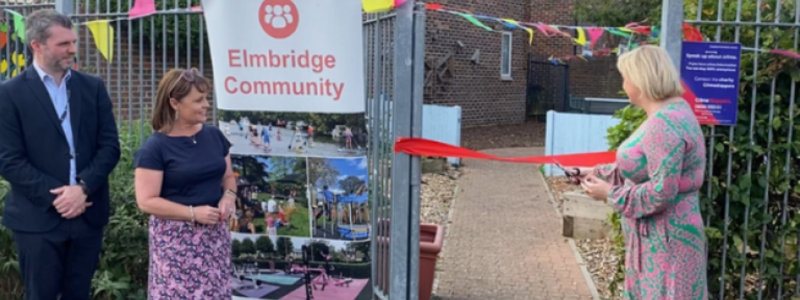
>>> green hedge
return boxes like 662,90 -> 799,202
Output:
0,120 -> 153,300
605,0 -> 800,298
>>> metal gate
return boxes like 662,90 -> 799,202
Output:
526,54 -> 569,121
0,0 -> 425,299
364,2 -> 425,299
672,0 -> 800,299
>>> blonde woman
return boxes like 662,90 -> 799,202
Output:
568,45 -> 708,299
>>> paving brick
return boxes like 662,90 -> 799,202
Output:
435,148 -> 593,300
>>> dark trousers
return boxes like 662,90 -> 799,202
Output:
13,217 -> 104,300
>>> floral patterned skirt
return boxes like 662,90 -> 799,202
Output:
148,216 -> 231,300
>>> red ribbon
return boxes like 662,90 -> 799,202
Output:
393,137 -> 616,167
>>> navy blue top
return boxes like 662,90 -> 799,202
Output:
134,124 -> 232,207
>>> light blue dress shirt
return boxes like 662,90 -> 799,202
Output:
32,62 -> 76,185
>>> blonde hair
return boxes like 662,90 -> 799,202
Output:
616,45 -> 684,101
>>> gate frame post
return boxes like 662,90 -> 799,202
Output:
660,0 -> 683,69
389,1 -> 425,300
54,0 -> 73,15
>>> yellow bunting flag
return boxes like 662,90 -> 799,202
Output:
501,18 -> 533,44
86,20 -> 114,61
573,27 -> 586,46
362,0 -> 394,12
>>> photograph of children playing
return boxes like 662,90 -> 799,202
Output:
230,234 -> 373,300
218,110 -> 367,158
230,155 -> 311,238
307,157 -> 371,241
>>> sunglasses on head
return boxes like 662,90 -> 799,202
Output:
167,68 -> 200,98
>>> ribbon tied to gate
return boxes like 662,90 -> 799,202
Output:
393,137 -> 616,167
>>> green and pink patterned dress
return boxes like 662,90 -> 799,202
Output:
594,100 -> 708,300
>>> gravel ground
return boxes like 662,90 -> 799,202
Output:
420,163 -> 462,300
461,121 -> 546,150
545,175 -> 623,300
420,165 -> 462,225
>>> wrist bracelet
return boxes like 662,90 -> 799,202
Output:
224,189 -> 237,200
189,205 -> 195,223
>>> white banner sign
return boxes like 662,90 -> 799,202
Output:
202,0 -> 365,113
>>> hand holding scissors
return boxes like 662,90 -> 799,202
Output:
553,163 -> 591,185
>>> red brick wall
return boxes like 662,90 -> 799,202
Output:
422,0 -> 624,128
528,0 -> 624,99
422,0 -> 531,127
73,1 -> 624,128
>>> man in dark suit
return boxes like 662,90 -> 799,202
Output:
0,9 -> 120,300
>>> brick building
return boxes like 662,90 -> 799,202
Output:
9,1 -> 623,128
423,0 -> 623,127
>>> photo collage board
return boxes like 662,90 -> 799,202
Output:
202,0 -> 372,299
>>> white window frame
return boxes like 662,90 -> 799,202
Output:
500,31 -> 513,80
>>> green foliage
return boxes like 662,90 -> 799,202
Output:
574,0 -> 662,27
85,0 -> 206,53
0,120 -> 154,300
601,1 -> 800,298
219,110 -> 367,135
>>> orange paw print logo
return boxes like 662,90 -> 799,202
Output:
259,0 -> 299,39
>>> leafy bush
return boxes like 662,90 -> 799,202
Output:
0,120 -> 153,300
604,1 -> 800,298
0,176 -> 23,299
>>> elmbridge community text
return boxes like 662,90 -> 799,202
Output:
222,49 -> 345,101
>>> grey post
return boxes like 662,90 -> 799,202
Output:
660,0 -> 684,69
54,0 -> 73,15
389,0 -> 424,299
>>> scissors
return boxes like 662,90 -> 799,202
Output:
552,162 -> 582,184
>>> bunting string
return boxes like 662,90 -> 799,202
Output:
4,0 -> 799,67
1,0 -> 202,63
363,2 -> 800,64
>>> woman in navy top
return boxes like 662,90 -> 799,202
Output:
133,68 -> 236,299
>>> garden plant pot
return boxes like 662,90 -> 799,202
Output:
418,223 -> 444,300
374,220 -> 444,300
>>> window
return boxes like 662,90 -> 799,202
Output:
501,31 -> 512,80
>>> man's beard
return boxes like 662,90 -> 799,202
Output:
45,55 -> 72,72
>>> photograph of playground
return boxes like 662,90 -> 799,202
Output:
231,233 -> 372,300
307,157 -> 371,241
218,110 -> 368,158
230,155 -> 311,238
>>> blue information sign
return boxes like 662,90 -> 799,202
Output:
680,41 -> 742,126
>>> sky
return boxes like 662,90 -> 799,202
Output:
318,157 -> 368,195
255,156 -> 302,176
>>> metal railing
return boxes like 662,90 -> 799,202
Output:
0,0 -> 426,299
664,0 -> 800,299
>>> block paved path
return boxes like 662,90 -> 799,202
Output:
434,148 -> 594,300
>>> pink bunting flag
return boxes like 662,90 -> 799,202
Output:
395,0 -> 408,7
587,27 -> 605,48
771,49 -> 800,60
129,0 -> 156,19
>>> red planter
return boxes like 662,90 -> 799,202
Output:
376,221 -> 445,300
419,224 -> 444,300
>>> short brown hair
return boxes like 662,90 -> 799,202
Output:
152,68 -> 211,132
25,9 -> 73,46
